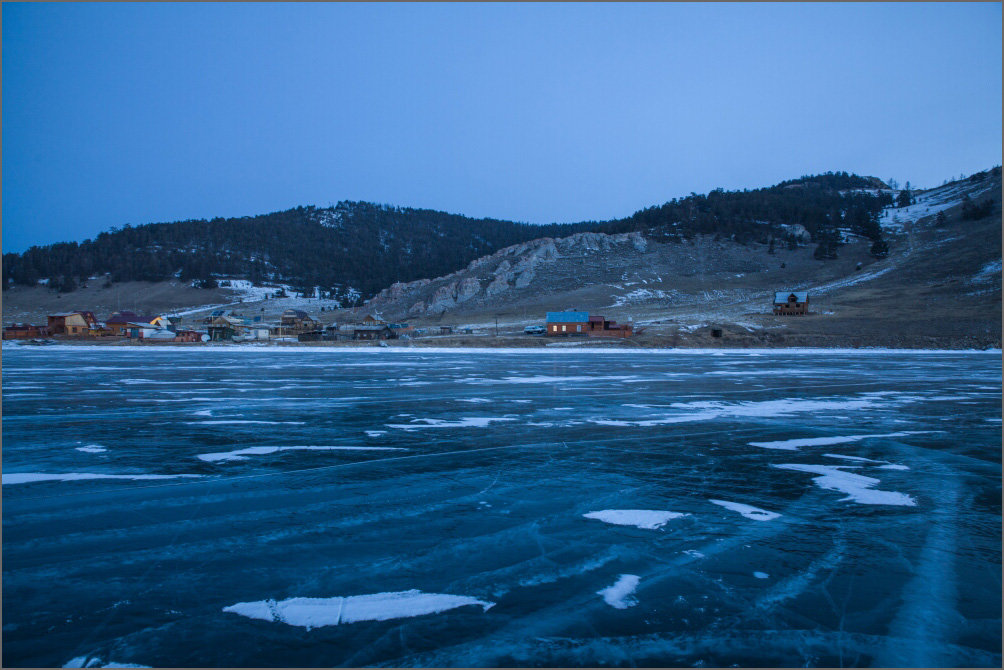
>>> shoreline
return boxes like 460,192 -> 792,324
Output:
3,341 -> 1000,355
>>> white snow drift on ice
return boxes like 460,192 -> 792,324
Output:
708,499 -> 780,521
583,509 -> 689,530
223,590 -> 495,629
597,574 -> 640,609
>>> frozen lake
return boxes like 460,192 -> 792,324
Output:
2,346 -> 1001,667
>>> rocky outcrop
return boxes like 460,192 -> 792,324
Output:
363,229 -> 658,318
456,277 -> 481,303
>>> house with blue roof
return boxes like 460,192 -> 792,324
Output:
545,311 -> 632,338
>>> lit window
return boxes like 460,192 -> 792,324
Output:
562,325 -> 566,332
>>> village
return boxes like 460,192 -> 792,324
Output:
1,292 -> 811,345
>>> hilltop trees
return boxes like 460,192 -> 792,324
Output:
2,171 -> 900,295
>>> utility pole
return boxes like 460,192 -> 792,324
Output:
495,315 -> 499,337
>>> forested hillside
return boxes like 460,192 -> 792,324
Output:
594,172 -> 895,259
2,203 -> 595,298
4,170 -> 940,299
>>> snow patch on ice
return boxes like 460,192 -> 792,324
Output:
708,499 -> 780,521
365,430 -> 387,437
597,574 -> 640,609
75,445 -> 108,453
386,417 -> 516,430
753,572 -> 769,579
223,590 -> 494,629
4,473 -> 202,485
197,445 -> 408,463
593,395 -> 898,427
749,431 -> 927,451
773,463 -> 915,506
583,509 -> 689,530
457,398 -> 492,404
185,420 -> 306,425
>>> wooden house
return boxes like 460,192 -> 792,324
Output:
173,329 -> 206,343
389,323 -> 414,337
105,311 -> 144,336
773,291 -> 809,315
48,311 -> 99,336
2,323 -> 50,339
545,311 -> 633,338
280,309 -> 317,331
148,315 -> 176,331
352,324 -> 396,340
297,330 -> 324,342
546,311 -> 589,336
362,314 -> 386,325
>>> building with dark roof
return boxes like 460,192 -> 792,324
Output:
773,291 -> 809,315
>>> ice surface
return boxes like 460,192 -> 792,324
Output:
223,590 -> 494,629
748,431 -> 923,450
583,509 -> 688,530
708,499 -> 780,521
3,473 -> 203,485
773,463 -> 916,506
197,446 -> 408,463
3,348 -> 1000,668
597,574 -> 640,609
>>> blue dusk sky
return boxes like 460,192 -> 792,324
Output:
3,2 -> 1001,252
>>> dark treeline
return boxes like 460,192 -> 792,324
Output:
2,203 -> 595,297
7,170 -> 955,298
594,172 -> 893,261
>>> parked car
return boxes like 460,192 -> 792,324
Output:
524,325 -> 546,335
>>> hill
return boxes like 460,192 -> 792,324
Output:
4,171 -> 896,302
1,203 -> 596,300
352,168 -> 1000,348
2,168 -> 999,349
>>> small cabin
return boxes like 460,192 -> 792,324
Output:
773,291 -> 809,315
